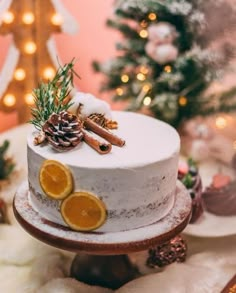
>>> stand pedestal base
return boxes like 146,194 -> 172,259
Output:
71,254 -> 140,290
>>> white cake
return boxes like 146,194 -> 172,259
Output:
27,111 -> 180,233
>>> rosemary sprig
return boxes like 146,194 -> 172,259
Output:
30,59 -> 80,130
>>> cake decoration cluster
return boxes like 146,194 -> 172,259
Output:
178,158 -> 203,223
39,159 -> 107,231
30,60 -> 125,154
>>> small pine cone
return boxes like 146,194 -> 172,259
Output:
146,235 -> 187,268
88,113 -> 107,128
43,111 -> 84,151
88,113 -> 118,129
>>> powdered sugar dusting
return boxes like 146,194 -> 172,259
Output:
14,181 -> 191,252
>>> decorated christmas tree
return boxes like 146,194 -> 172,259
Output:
0,0 -> 77,123
93,0 -> 236,127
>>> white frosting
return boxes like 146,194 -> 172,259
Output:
69,92 -> 112,119
27,111 -> 180,232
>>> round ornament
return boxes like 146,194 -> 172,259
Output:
147,22 -> 177,45
153,44 -> 178,64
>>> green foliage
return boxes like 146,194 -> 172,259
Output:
0,140 -> 15,180
30,59 -> 79,130
93,0 -> 236,128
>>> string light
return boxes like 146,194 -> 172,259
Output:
3,94 -> 16,107
140,20 -> 148,28
51,13 -> 63,25
139,29 -> 148,38
2,11 -> 14,24
24,41 -> 37,54
121,74 -> 129,83
164,65 -> 172,73
143,96 -> 152,106
137,72 -> 146,81
215,116 -> 227,129
116,88 -> 124,96
148,13 -> 157,21
24,93 -> 34,105
143,84 -> 151,92
14,68 -> 26,81
179,96 -> 187,106
139,66 -> 149,75
22,12 -> 35,24
43,67 -> 56,79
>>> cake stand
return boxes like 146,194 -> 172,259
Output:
13,181 -> 192,290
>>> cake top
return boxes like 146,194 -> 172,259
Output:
28,110 -> 180,169
29,59 -> 179,168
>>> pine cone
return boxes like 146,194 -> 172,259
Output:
146,235 -> 187,268
43,111 -> 84,151
88,113 -> 118,129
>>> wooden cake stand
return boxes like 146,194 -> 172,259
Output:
13,181 -> 192,289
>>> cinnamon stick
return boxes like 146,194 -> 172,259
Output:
84,118 -> 125,147
221,274 -> 236,293
82,129 -> 112,155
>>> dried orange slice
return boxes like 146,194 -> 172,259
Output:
39,160 -> 73,199
61,191 -> 107,231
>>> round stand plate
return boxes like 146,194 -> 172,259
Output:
13,181 -> 191,255
183,211 -> 236,237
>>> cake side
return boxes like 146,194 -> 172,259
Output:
28,111 -> 180,232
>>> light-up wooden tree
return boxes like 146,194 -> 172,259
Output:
0,0 -> 77,123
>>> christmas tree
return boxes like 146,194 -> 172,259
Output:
0,0 -> 77,123
93,0 -> 236,127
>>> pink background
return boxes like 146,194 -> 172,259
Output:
0,0 -> 121,132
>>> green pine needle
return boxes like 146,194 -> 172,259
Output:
0,140 -> 15,180
29,59 -> 80,130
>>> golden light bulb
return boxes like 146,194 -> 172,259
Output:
14,68 -> 26,81
139,29 -> 148,38
148,13 -> 157,21
24,93 -> 34,105
164,65 -> 172,73
22,12 -> 35,24
2,11 -> 14,24
215,116 -> 227,129
143,84 -> 151,92
137,73 -> 146,81
140,20 -> 148,28
140,66 -> 149,75
116,88 -> 124,96
24,41 -> 37,54
43,67 -> 56,79
51,13 -> 63,25
143,96 -> 152,106
121,74 -> 129,83
179,96 -> 187,106
3,94 -> 16,107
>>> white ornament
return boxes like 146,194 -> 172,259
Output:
152,44 -> 178,64
148,22 -> 177,45
189,139 -> 210,162
69,92 -> 112,119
